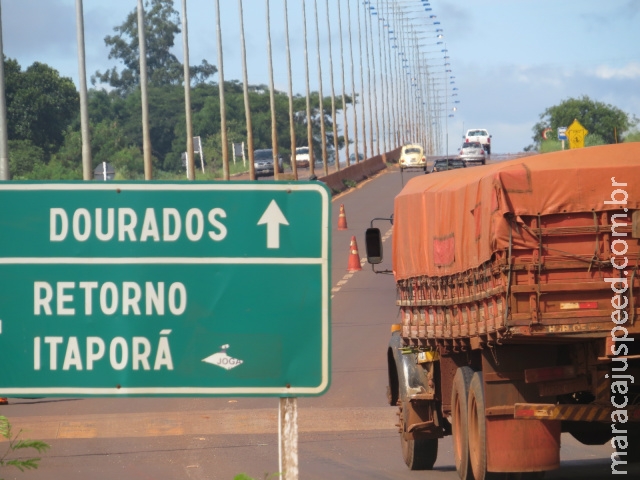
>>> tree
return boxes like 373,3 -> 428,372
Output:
7,140 -> 45,179
530,95 -> 637,149
92,0 -> 216,95
5,59 -> 79,155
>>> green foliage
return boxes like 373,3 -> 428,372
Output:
7,140 -> 45,179
539,139 -> 562,154
5,60 -> 79,155
624,130 -> 640,143
584,133 -> 606,147
92,0 -> 215,94
0,416 -> 50,477
233,473 -> 281,480
530,95 -> 637,148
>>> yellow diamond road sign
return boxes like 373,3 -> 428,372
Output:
566,119 -> 588,149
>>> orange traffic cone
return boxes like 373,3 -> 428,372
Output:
347,236 -> 362,272
337,204 -> 348,230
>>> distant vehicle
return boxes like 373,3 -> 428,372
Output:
253,149 -> 283,177
459,141 -> 486,165
294,146 -> 310,168
398,143 -> 427,172
464,129 -> 492,154
432,158 -> 466,173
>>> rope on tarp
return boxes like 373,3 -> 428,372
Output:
504,216 -> 513,328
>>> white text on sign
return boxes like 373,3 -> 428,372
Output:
50,207 -> 228,242
34,281 -> 187,316
33,330 -> 174,371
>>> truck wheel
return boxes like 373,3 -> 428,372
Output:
398,401 -> 438,470
468,372 -> 500,480
569,430 -> 613,445
451,366 -> 474,480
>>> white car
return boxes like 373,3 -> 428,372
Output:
464,129 -> 492,154
459,141 -> 486,165
398,143 -> 426,171
294,146 -> 310,168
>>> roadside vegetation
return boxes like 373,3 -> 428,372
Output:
0,416 -> 49,478
525,95 -> 638,153
5,0 -> 347,181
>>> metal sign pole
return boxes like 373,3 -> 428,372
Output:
278,397 -> 299,480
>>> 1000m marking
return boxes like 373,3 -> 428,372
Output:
33,331 -> 174,371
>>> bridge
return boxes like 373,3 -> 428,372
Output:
0,0 -> 458,183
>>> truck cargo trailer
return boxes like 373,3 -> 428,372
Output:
366,143 -> 640,479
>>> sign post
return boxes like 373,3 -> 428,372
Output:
0,182 -> 331,398
557,127 -> 567,150
193,136 -> 204,173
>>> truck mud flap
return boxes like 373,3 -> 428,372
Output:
388,331 -> 443,439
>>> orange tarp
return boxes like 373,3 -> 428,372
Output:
392,143 -> 640,280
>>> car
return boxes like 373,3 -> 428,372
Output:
294,146 -> 310,168
253,149 -> 284,177
431,158 -> 466,173
398,143 -> 427,171
464,129 -> 492,154
459,141 -> 486,165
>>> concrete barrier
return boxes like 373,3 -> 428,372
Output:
319,147 -> 401,195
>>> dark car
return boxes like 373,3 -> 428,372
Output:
431,158 -> 466,173
253,149 -> 284,177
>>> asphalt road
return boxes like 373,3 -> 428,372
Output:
1,158 -> 638,479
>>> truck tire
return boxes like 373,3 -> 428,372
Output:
399,404 -> 438,471
452,366 -> 474,480
568,423 -> 613,446
468,372 -> 500,480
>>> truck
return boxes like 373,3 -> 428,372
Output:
465,129 -> 492,155
365,143 -> 640,479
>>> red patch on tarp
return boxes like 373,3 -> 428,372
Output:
434,233 -> 455,266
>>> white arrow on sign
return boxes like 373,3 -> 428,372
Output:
257,200 -> 289,249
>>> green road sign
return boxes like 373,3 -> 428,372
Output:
0,182 -> 331,397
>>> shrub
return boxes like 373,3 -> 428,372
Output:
0,416 -> 50,477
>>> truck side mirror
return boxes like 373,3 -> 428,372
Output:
365,227 -> 383,264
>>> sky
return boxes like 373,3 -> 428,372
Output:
3,0 -> 640,155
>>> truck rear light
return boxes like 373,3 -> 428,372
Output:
514,405 -> 553,418
559,302 -> 598,310
524,365 -> 575,383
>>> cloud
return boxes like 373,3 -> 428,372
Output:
594,62 -> 640,80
